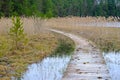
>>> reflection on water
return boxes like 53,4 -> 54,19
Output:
20,55 -> 71,80
103,52 -> 120,80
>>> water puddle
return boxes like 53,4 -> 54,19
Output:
103,52 -> 120,80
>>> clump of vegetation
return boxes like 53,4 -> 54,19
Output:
0,36 -> 10,57
9,17 -> 28,50
51,33 -> 75,57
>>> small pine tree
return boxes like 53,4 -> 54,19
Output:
9,17 -> 28,50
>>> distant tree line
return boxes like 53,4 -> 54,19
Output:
0,0 -> 120,18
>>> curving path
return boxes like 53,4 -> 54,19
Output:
50,29 -> 111,80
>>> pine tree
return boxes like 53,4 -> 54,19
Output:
9,17 -> 28,50
107,0 -> 116,16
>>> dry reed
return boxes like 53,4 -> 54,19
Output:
0,17 -> 57,79
47,17 -> 120,52
0,17 -> 75,79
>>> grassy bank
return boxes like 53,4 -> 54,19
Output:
0,17 -> 75,80
46,17 -> 120,52
52,32 -> 75,57
0,33 -> 58,80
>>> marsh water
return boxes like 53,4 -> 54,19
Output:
19,53 -> 72,80
103,52 -> 120,80
19,52 -> 120,80
18,46 -> 120,80
76,22 -> 120,27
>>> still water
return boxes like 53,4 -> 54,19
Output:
12,52 -> 120,80
76,22 -> 120,27
103,52 -> 120,80
19,55 -> 71,80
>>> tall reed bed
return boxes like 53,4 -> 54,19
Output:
0,17 -> 47,35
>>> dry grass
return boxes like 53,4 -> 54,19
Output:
0,17 -> 75,79
0,17 -> 58,79
46,17 -> 120,52
0,17 -> 47,35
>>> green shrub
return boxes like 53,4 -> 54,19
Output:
0,36 -> 9,57
9,17 -> 28,50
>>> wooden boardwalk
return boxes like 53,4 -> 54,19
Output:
50,29 -> 111,80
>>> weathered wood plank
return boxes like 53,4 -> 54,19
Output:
50,29 -> 111,80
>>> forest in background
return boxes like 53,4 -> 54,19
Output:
0,0 -> 120,18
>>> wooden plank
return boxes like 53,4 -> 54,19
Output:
50,29 -> 111,80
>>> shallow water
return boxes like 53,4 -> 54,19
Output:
76,22 -> 120,27
103,52 -> 120,80
19,55 -> 71,80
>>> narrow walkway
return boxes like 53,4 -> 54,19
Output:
50,29 -> 111,80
